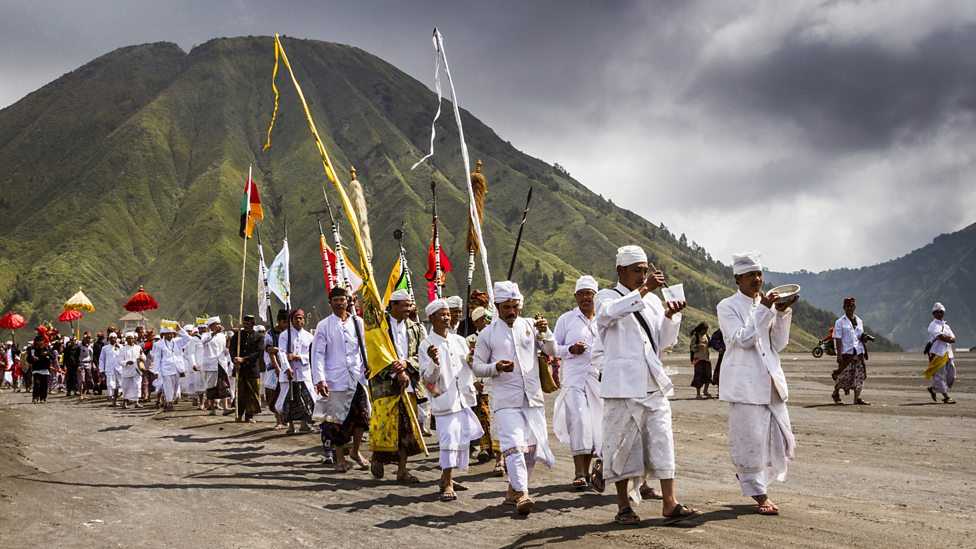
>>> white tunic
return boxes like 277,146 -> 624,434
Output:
471,317 -> 555,411
928,319 -> 955,358
99,344 -> 123,374
833,314 -> 864,354
200,332 -> 230,373
311,315 -> 365,391
552,307 -> 598,388
151,332 -> 191,376
420,331 -> 477,416
118,344 -> 144,379
595,283 -> 681,398
276,327 -> 314,383
716,290 -> 792,404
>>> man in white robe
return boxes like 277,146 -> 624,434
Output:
472,281 -> 556,515
152,324 -> 191,411
118,332 -> 146,409
276,308 -> 316,434
597,245 -> 696,525
179,325 -> 199,403
717,250 -> 797,516
446,295 -> 464,334
926,302 -> 957,404
312,287 -> 371,470
98,333 -> 123,406
552,275 -> 603,491
201,317 -> 232,415
264,310 -> 290,429
421,298 -> 484,501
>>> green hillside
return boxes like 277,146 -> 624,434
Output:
0,36 -> 854,352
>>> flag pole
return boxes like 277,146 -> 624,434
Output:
235,165 -> 252,421
507,186 -> 534,280
431,180 -> 443,299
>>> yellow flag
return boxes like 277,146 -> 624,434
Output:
381,255 -> 404,307
264,35 -> 425,454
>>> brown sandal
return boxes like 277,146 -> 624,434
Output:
615,506 -> 641,525
757,500 -> 779,515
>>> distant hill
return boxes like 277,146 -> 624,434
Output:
0,36 -> 872,352
767,223 -> 976,350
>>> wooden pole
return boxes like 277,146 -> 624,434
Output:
235,165 -> 252,420
507,186 -> 534,280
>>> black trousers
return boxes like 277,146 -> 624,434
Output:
32,373 -> 49,401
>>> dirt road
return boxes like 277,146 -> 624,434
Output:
1,352 -> 973,548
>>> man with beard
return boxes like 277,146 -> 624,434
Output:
275,309 -> 315,434
312,287 -> 370,471
229,315 -> 263,422
552,275 -> 603,491
472,281 -> 556,515
717,251 -> 797,516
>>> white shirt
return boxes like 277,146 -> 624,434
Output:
200,332 -> 230,372
183,336 -> 201,370
553,307 -> 598,389
276,327 -> 313,382
99,343 -> 123,374
472,316 -> 555,411
928,319 -> 955,359
421,331 -> 477,415
151,331 -> 191,376
833,314 -> 864,355
595,283 -> 681,399
716,290 -> 792,404
311,314 -> 366,391
119,344 -> 144,378
390,317 -> 409,360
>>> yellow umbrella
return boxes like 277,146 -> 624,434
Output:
64,289 -> 95,313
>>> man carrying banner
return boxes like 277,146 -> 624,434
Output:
312,287 -> 371,471
369,289 -> 426,481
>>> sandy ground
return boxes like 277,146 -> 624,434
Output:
1,352 -> 974,549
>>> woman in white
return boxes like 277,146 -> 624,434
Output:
118,332 -> 146,409
552,275 -> 603,491
420,298 -> 484,502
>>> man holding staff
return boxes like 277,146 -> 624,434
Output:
716,251 -> 797,515
596,245 -> 697,525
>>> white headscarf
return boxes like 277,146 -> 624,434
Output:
493,281 -> 523,303
732,251 -> 762,275
615,245 -> 647,267
425,298 -> 450,318
574,275 -> 598,293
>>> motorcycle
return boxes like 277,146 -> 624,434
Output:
811,337 -> 836,358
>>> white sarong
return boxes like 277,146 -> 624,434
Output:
602,392 -> 674,504
161,374 -> 180,404
553,374 -> 603,456
106,371 -> 120,394
495,406 -> 555,492
727,391 -> 795,497
436,407 -> 484,471
203,370 -> 218,390
121,375 -> 142,401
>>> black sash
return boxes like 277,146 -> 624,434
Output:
611,288 -> 657,354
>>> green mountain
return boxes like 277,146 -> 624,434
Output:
0,36 -> 872,352
767,223 -> 976,350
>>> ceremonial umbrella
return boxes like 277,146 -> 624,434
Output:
0,312 -> 26,344
58,309 -> 84,338
124,286 -> 159,312
64,290 -> 95,313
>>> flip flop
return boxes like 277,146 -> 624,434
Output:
590,459 -> 606,493
639,484 -> 663,500
662,503 -> 701,525
615,506 -> 641,525
369,460 -> 384,479
572,476 -> 588,491
439,490 -> 458,502
492,462 -> 506,477
757,501 -> 779,515
450,480 -> 468,492
515,495 -> 535,515
396,472 -> 420,484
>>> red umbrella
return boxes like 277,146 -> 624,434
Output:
58,309 -> 83,322
0,312 -> 26,330
124,286 -> 159,312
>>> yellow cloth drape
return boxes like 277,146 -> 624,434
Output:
923,352 -> 950,380
264,34 -> 426,454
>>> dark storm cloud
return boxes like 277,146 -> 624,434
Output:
687,21 -> 976,151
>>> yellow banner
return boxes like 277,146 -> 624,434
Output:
264,35 -> 425,454
381,255 -> 403,307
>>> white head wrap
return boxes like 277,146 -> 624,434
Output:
471,306 -> 488,322
574,275 -> 598,293
493,281 -> 523,303
182,324 -> 196,334
255,325 -> 267,333
932,302 -> 946,313
206,316 -> 221,326
446,295 -> 463,309
108,333 -> 118,340
732,251 -> 763,275
123,331 -> 137,339
615,245 -> 647,267
425,298 -> 450,318
389,289 -> 412,302
159,326 -> 176,335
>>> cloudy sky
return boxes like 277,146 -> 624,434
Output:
2,0 -> 974,272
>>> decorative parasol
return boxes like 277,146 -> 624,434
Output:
64,289 -> 95,313
58,309 -> 83,322
0,312 -> 26,330
124,286 -> 159,312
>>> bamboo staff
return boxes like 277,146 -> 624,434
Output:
430,180 -> 444,299
234,166 -> 254,420
507,186 -> 534,280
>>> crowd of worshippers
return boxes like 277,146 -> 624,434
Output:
0,244 -> 961,524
